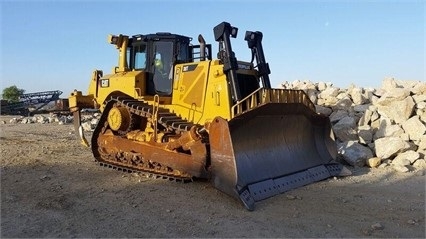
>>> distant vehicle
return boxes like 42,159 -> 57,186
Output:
0,90 -> 63,116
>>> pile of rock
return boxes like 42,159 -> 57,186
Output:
6,113 -> 100,131
281,78 -> 426,172
7,114 -> 73,124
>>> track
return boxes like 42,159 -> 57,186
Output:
91,96 -> 206,182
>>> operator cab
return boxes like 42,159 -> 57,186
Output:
127,33 -> 211,96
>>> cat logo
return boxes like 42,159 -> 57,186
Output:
101,79 -> 109,87
182,64 -> 197,72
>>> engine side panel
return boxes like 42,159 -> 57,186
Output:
170,60 -> 233,125
86,71 -> 147,111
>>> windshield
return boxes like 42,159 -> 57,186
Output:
153,41 -> 174,94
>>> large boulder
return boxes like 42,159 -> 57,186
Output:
332,116 -> 359,142
376,96 -> 415,124
375,137 -> 411,159
401,116 -> 426,141
374,118 -> 404,139
392,150 -> 420,166
349,87 -> 367,105
338,141 -> 374,167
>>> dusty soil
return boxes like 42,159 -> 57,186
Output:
1,115 -> 425,238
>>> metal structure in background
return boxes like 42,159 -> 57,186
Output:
0,90 -> 63,116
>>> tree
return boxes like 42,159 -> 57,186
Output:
2,85 -> 25,103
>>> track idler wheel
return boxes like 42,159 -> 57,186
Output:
107,106 -> 131,132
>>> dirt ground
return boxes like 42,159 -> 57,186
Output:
0,115 -> 425,238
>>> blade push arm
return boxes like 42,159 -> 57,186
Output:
244,31 -> 271,89
214,22 -> 241,102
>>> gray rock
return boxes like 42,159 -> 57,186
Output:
393,150 -> 420,165
376,96 -> 415,124
307,89 -> 318,104
354,105 -> 379,126
353,104 -> 370,113
396,79 -> 423,90
412,94 -> 426,104
332,116 -> 358,142
393,165 -> 410,173
58,115 -> 73,124
380,159 -> 393,168
82,122 -> 94,132
375,137 -> 411,159
336,92 -> 347,100
82,115 -> 93,122
401,116 -> 426,141
318,82 -> 327,91
416,102 -> 426,110
413,159 -> 426,169
370,119 -> 380,132
0,120 -> 6,124
318,86 -> 340,99
367,142 -> 375,152
358,125 -> 373,144
381,77 -> 398,92
370,110 -> 379,122
90,118 -> 99,125
21,118 -> 32,124
36,115 -> 47,124
369,94 -> 380,105
317,97 -> 338,107
374,88 -> 387,97
358,109 -> 372,126
406,141 -> 419,152
330,110 -> 349,123
380,88 -> 410,102
418,135 -> 426,151
417,109 -> 426,122
363,88 -> 375,103
332,97 -> 353,111
338,141 -> 373,167
375,119 -> 404,139
392,158 -> 411,166
315,105 -> 332,116
47,117 -> 54,123
349,87 -> 367,105
411,81 -> 426,95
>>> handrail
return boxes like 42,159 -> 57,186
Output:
231,88 -> 315,117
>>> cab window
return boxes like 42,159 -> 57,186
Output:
131,44 -> 147,70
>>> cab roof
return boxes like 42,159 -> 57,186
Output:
130,33 -> 192,44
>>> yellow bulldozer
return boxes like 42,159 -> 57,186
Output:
69,22 -> 348,210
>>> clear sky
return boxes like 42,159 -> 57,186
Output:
0,0 -> 424,97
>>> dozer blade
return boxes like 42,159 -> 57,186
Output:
209,103 -> 349,210
73,110 -> 90,147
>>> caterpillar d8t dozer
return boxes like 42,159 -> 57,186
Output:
69,22 -> 349,210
